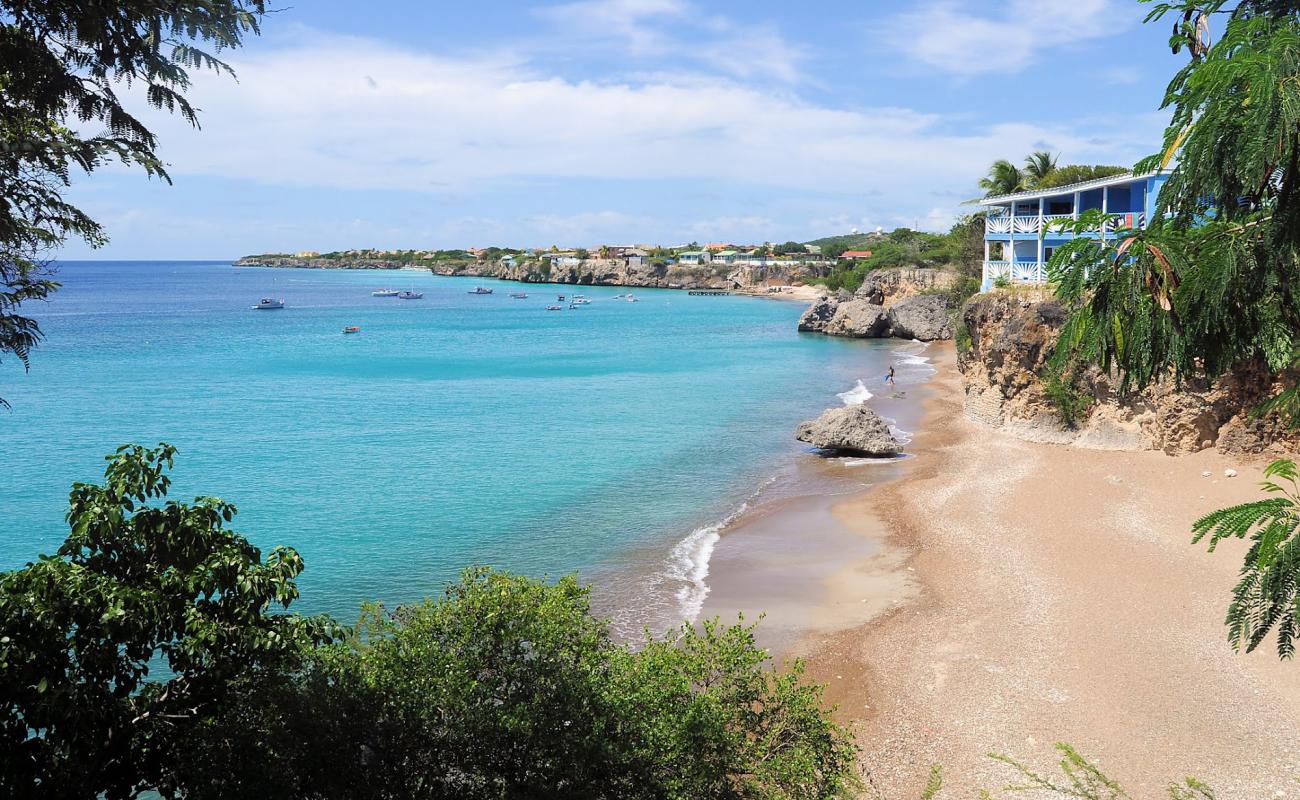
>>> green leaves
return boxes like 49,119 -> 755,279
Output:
1192,459 -> 1300,656
0,443 -> 333,799
1,1 -> 268,404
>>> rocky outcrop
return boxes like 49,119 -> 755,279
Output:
799,268 -> 961,341
886,294 -> 954,341
824,300 -> 890,338
795,405 -> 902,456
797,296 -> 839,332
960,291 -> 1300,457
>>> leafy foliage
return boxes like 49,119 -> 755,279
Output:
811,222 -> 982,294
0,443 -> 335,799
1192,459 -> 1300,657
1034,164 -> 1129,189
1023,151 -> 1060,187
2,446 -> 858,798
0,0 -> 267,404
171,568 -> 861,800
1048,2 -> 1300,416
979,159 -> 1027,197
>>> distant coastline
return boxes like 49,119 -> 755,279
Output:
233,254 -> 826,299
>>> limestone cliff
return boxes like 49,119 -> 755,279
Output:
797,268 -> 960,341
959,291 -> 1300,456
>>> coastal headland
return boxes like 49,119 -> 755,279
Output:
760,345 -> 1300,796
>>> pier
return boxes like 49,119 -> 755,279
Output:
687,289 -> 731,296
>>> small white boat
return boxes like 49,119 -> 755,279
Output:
469,287 -> 494,295
510,292 -> 528,299
343,326 -> 361,334
398,291 -> 424,300
626,294 -> 639,302
546,305 -> 563,311
371,289 -> 399,297
557,294 -> 566,301
252,298 -> 284,310
571,297 -> 591,305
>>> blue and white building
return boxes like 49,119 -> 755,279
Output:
979,172 -> 1169,289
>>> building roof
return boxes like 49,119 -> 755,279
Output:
978,171 -> 1162,205
841,250 -> 873,258
714,250 -> 738,256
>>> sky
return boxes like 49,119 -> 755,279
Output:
58,0 -> 1187,259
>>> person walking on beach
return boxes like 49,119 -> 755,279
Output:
886,365 -> 896,386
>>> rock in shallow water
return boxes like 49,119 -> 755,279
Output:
795,405 -> 902,456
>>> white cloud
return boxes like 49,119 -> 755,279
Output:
148,34 -> 1150,194
536,0 -> 805,83
538,0 -> 688,52
887,0 -> 1123,76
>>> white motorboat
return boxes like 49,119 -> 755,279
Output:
252,298 -> 284,310
398,290 -> 424,299
469,287 -> 494,295
372,289 -> 399,297
510,292 -> 528,299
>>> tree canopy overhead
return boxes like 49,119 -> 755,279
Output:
0,0 -> 268,406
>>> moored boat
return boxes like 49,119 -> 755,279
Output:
546,305 -> 563,311
398,290 -> 424,300
510,292 -> 528,299
469,287 -> 494,294
343,326 -> 361,334
251,298 -> 284,310
371,289 -> 399,297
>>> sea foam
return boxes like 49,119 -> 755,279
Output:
837,379 -> 874,405
667,477 -> 775,622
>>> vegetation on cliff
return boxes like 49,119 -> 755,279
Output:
811,222 -> 982,296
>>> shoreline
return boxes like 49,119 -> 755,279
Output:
795,347 -> 1300,796
695,341 -> 938,654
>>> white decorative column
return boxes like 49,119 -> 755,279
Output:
1102,186 -> 1109,242
1036,198 -> 1045,281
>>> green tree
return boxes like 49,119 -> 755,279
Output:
0,1 -> 269,406
978,159 -> 1026,197
1040,1 -> 1300,657
174,568 -> 860,800
1023,150 -> 1060,187
1034,164 -> 1129,189
1192,460 -> 1300,658
0,443 -> 334,799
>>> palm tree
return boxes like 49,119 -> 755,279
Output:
978,159 -> 1025,197
1022,150 -> 1059,187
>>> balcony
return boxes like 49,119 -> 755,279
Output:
985,213 -> 1145,237
983,260 -> 1047,284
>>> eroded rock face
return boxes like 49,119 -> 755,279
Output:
795,405 -> 902,456
856,268 -> 958,305
959,291 -> 1300,457
799,268 -> 959,341
886,294 -> 954,341
797,296 -> 839,332
824,299 -> 890,338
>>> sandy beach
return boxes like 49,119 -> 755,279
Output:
783,345 -> 1300,797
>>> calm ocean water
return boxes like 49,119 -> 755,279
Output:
0,261 -> 916,629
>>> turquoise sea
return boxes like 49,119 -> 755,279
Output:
0,261 -> 920,631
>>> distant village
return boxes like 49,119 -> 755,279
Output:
277,240 -> 877,271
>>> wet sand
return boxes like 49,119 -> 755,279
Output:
790,345 -> 1300,797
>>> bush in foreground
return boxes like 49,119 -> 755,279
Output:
0,444 -> 859,799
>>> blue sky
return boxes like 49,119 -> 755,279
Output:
60,0 -> 1185,258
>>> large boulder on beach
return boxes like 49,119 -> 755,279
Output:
797,296 -> 839,332
824,299 -> 889,338
887,294 -> 954,341
795,405 -> 902,456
